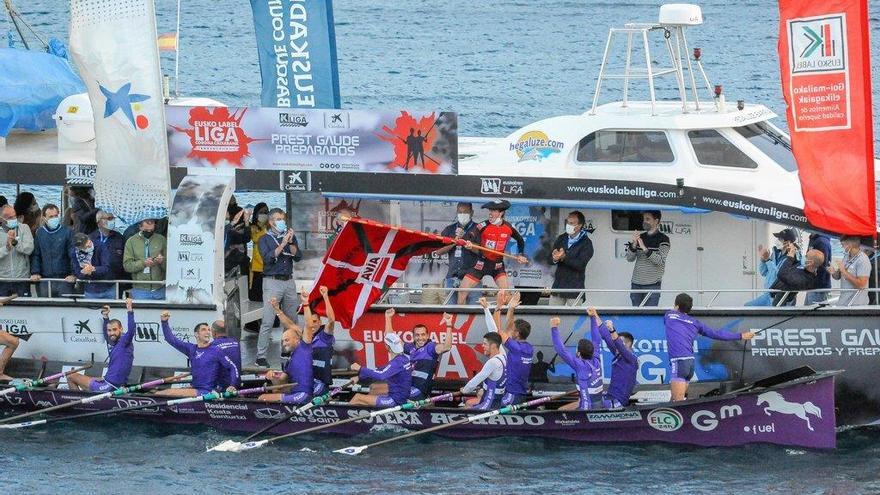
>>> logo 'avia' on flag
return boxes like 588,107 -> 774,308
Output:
304,218 -> 451,328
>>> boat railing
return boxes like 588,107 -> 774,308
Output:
0,277 -> 164,300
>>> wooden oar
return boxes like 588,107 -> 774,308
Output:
0,373 -> 191,425
220,392 -> 456,453
208,378 -> 355,453
0,384 -> 286,430
335,391 -> 574,456
0,364 -> 93,398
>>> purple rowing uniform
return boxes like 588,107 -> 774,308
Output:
404,341 -> 439,399
311,326 -> 334,396
502,338 -> 533,405
664,310 -> 742,383
281,340 -> 313,405
358,354 -> 413,407
463,353 -> 507,410
598,325 -> 638,407
162,321 -> 239,394
211,335 -> 242,390
100,311 -> 136,387
551,319 -> 603,409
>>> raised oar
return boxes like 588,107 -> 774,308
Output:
208,378 -> 355,453
0,364 -> 93,398
222,392 -> 456,453
0,384 -> 286,430
0,373 -> 191,425
335,391 -> 574,456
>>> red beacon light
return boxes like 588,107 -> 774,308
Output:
693,47 -> 702,60
714,85 -> 723,97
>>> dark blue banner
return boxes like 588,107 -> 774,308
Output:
249,0 -> 341,109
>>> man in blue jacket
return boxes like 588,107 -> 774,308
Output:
550,210 -> 594,306
71,233 -> 113,299
30,204 -> 75,297
90,210 -> 127,296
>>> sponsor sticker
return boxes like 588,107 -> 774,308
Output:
647,407 -> 684,432
586,410 -> 642,423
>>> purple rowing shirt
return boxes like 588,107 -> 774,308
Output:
598,325 -> 639,406
358,354 -> 413,405
162,321 -> 239,392
551,321 -> 603,409
211,336 -> 242,389
503,338 -> 533,396
102,312 -> 136,386
284,340 -> 314,395
664,310 -> 741,360
404,341 -> 439,397
311,327 -> 335,387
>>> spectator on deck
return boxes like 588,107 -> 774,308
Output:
123,219 -> 166,300
249,202 -> 270,303
806,233 -> 832,304
90,210 -> 127,292
829,235 -> 871,307
224,202 -> 251,279
14,192 -> 41,234
71,233 -> 113,299
0,205 -> 34,297
770,245 -> 823,306
866,246 -> 878,306
528,351 -> 555,384
68,186 -> 98,234
30,204 -> 76,297
626,210 -> 670,306
435,202 -> 480,304
550,210 -> 594,306
747,228 -> 800,306
256,208 -> 302,367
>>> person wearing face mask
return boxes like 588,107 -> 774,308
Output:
123,218 -> 167,300
457,200 -> 528,305
770,245 -> 824,306
434,202 -> 480,304
829,235 -> 871,307
30,204 -> 76,297
90,210 -> 127,296
248,202 -> 270,303
71,233 -> 113,299
223,202 -> 251,279
256,208 -> 302,367
746,228 -> 801,306
549,210 -> 594,306
0,204 -> 34,297
625,210 -> 670,306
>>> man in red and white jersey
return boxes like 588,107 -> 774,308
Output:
457,200 -> 528,304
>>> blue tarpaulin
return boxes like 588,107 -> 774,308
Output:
0,39 -> 85,137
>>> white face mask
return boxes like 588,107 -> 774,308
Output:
490,216 -> 502,226
565,224 -> 578,236
457,213 -> 471,225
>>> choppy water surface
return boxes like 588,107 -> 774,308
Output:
3,1 -> 880,493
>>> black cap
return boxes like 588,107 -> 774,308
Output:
481,199 -> 511,211
772,228 -> 797,243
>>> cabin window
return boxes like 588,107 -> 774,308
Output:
610,210 -> 645,231
733,123 -> 798,172
576,130 -> 674,163
688,129 -> 758,169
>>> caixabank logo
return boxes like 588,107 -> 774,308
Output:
788,14 -> 847,74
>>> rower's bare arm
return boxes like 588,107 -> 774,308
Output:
320,285 -> 336,334
272,297 -> 298,332
587,306 -> 602,325
436,313 -> 454,353
384,307 -> 396,335
505,291 -> 521,333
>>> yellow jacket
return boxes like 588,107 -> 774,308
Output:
250,223 -> 269,272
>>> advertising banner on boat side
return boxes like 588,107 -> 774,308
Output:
165,106 -> 458,174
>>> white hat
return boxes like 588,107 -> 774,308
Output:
384,333 -> 404,354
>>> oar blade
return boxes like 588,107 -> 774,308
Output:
207,440 -> 241,453
0,419 -> 46,430
333,445 -> 367,456
234,439 -> 269,452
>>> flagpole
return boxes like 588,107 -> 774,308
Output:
339,215 -> 525,262
174,0 -> 181,97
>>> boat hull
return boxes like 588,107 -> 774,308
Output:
0,373 -> 837,449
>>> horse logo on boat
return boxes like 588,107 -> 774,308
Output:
756,391 -> 822,431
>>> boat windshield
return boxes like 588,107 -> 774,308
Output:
733,123 -> 798,172
576,130 -> 675,163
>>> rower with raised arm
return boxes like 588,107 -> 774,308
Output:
591,307 -> 638,408
310,285 -> 336,396
67,298 -> 136,392
156,311 -> 240,397
550,311 -> 604,410
0,296 -> 19,381
349,331 -> 413,407
210,319 -> 241,391
258,291 -> 318,404
384,308 -> 455,400
459,331 -> 507,410
497,291 -> 533,405
666,293 -> 754,401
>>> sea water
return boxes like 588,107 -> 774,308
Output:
2,1 -> 880,493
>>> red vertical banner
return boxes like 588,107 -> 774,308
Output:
778,0 -> 877,235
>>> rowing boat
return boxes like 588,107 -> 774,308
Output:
0,369 -> 838,449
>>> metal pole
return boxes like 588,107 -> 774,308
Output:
4,0 -> 30,50
590,30 -> 615,115
642,29 -> 657,116
622,32 -> 633,108
174,0 -> 181,97
669,28 -> 688,113
681,30 -> 701,110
